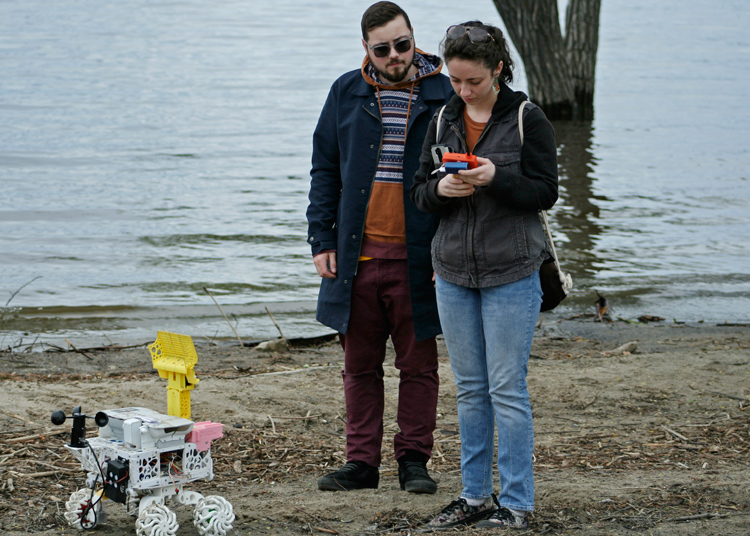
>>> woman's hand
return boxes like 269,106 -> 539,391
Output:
437,174 -> 475,197
457,156 -> 495,187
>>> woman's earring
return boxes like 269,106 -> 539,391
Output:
493,77 -> 500,91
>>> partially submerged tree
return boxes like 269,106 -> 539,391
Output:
492,0 -> 601,120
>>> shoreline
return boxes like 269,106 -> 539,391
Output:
3,310 -> 749,357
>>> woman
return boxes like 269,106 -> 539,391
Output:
411,21 -> 558,531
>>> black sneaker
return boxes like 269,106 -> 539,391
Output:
476,507 -> 530,530
317,461 -> 379,491
398,457 -> 437,494
421,497 -> 496,531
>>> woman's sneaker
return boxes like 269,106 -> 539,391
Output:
476,507 -> 530,530
421,497 -> 496,531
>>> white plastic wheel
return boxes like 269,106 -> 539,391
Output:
64,488 -> 102,530
193,495 -> 235,536
135,502 -> 179,536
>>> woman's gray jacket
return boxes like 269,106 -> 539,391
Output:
410,86 -> 558,288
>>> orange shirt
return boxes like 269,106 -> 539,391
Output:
363,182 -> 405,245
464,110 -> 486,153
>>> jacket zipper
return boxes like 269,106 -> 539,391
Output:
451,121 -> 493,287
469,122 -> 495,285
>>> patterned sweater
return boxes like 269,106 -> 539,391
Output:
360,53 -> 442,259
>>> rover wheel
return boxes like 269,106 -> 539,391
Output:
193,495 -> 235,536
63,488 -> 102,530
135,502 -> 178,536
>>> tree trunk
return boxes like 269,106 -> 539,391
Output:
492,0 -> 601,120
565,0 -> 601,120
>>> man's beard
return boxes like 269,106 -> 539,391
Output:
374,60 -> 412,84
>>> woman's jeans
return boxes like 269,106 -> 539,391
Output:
435,272 -> 541,511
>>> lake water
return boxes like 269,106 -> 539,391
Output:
2,0 -> 749,349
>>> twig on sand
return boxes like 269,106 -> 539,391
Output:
660,425 -> 689,442
64,339 -> 94,360
203,287 -> 244,347
266,412 -> 320,421
0,447 -> 29,465
227,364 -> 336,379
44,342 -> 148,353
707,390 -> 749,402
0,409 -> 37,426
663,512 -> 731,522
265,306 -> 287,341
292,506 -> 350,536
8,429 -> 67,444
8,470 -> 59,478
31,460 -> 79,474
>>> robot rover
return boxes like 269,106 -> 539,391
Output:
51,331 -> 235,536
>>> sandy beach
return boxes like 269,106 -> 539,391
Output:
1,317 -> 748,535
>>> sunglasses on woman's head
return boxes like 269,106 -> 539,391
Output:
446,25 -> 497,46
367,35 -> 413,58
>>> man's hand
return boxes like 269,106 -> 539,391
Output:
313,251 -> 337,278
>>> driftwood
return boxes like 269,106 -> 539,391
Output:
7,429 -> 67,444
265,306 -> 287,341
0,409 -> 36,426
64,339 -> 94,360
603,341 -> 638,355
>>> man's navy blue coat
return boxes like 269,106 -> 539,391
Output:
307,63 -> 453,341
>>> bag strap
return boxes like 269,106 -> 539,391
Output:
540,209 -> 563,267
518,100 -> 529,144
518,101 -> 555,256
435,105 -> 446,143
519,101 -> 572,291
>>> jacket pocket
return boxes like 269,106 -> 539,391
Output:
485,150 -> 521,173
477,212 -> 529,267
432,216 -> 468,273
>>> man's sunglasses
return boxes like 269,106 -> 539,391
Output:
367,35 -> 413,58
446,25 -> 498,47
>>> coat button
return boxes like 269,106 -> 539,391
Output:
361,189 -> 366,194
370,144 -> 374,149
352,235 -> 356,239
308,236 -> 314,242
370,103 -> 375,106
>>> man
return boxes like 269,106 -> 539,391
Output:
306,1 -> 452,493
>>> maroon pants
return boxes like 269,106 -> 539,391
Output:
339,259 -> 439,467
